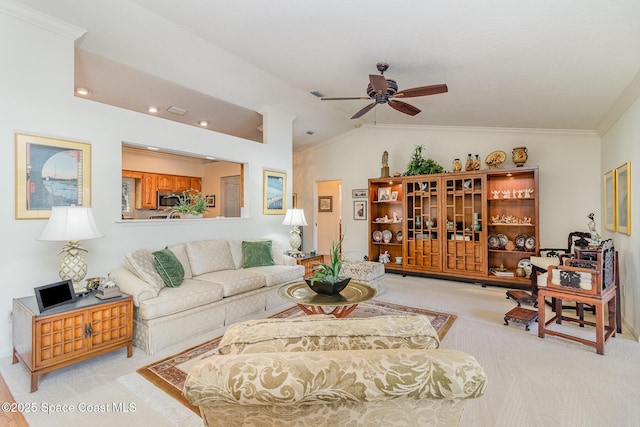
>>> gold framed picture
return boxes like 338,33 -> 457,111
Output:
615,162 -> 631,235
15,133 -> 91,219
263,169 -> 286,215
603,169 -> 616,231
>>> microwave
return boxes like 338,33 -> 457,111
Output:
157,191 -> 182,208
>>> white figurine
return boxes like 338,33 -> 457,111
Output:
491,190 -> 500,199
501,190 -> 511,199
379,251 -> 390,264
524,188 -> 534,198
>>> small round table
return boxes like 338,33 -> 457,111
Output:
278,281 -> 376,318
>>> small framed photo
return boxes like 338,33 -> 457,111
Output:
318,196 -> 333,212
391,191 -> 399,201
603,169 -> 616,231
377,187 -> 391,201
206,195 -> 216,208
615,162 -> 631,235
354,200 -> 367,220
352,188 -> 368,198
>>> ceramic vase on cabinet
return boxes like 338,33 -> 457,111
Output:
452,158 -> 462,172
512,147 -> 528,167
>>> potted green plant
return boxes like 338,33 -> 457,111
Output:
403,145 -> 444,176
173,189 -> 208,218
305,237 -> 350,295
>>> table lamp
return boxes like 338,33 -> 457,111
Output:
282,208 -> 307,255
38,205 -> 104,292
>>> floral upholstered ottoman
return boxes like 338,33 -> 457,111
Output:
341,260 -> 386,295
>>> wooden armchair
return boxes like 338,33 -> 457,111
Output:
537,239 -> 617,354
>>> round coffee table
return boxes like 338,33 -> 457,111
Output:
278,281 -> 376,318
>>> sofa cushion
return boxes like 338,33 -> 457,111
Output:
153,248 -> 185,287
196,269 -> 266,297
218,315 -> 440,355
229,239 -> 285,269
186,240 -> 235,275
242,241 -> 275,268
168,244 -> 193,279
245,264 -> 304,287
137,279 -> 224,320
124,249 -> 165,295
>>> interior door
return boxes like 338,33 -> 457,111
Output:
316,180 -> 342,255
222,175 -> 241,217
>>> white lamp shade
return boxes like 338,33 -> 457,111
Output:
282,208 -> 308,226
38,206 -> 104,241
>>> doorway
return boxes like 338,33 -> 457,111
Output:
315,180 -> 342,256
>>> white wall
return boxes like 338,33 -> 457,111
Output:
0,11 -> 293,356
600,96 -> 640,339
294,125 -> 601,262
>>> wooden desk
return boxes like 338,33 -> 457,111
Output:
537,286 -> 616,355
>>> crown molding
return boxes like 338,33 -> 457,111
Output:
0,0 -> 86,40
597,69 -> 640,136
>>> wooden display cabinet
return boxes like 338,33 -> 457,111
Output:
12,294 -> 133,392
443,174 -> 486,276
486,167 -> 539,286
368,178 -> 404,272
405,177 -> 442,271
368,166 -> 539,287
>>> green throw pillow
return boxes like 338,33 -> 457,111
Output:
153,247 -> 185,287
242,240 -> 275,268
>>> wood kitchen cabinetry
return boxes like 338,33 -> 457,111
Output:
12,294 -> 133,392
140,173 -> 158,209
368,166 -> 538,287
122,170 -> 203,209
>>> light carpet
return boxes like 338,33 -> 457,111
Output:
136,299 -> 457,413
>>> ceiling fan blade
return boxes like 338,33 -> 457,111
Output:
394,84 -> 448,98
321,97 -> 371,101
351,102 -> 376,119
369,74 -> 388,94
388,100 -> 421,116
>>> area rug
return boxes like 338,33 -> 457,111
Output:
136,300 -> 456,413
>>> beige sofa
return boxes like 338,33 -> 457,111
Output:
184,315 -> 487,427
109,239 -> 304,355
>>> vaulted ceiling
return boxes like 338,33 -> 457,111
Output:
14,0 -> 640,150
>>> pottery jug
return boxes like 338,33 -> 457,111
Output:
512,147 -> 528,167
452,158 -> 462,172
465,154 -> 474,171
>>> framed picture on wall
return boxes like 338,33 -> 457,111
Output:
263,169 -> 286,215
354,200 -> 367,220
604,169 -> 616,231
15,133 -> 91,219
352,188 -> 368,198
318,196 -> 333,212
615,162 -> 631,235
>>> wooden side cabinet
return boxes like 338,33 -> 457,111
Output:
294,254 -> 324,278
12,294 -> 133,392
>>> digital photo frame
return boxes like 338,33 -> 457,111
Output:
34,279 -> 77,312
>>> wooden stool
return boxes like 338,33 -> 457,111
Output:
506,290 -> 537,307
504,307 -> 538,331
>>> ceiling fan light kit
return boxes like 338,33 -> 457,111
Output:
322,62 -> 448,119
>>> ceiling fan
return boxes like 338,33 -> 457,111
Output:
321,62 -> 448,119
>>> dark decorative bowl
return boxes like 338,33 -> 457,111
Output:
304,277 -> 351,296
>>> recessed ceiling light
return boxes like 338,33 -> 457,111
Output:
206,156 -> 216,160
76,87 -> 90,95
146,146 -> 160,151
148,106 -> 158,113
198,120 -> 209,127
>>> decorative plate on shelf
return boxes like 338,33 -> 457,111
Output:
372,230 -> 383,242
382,230 -> 393,243
396,231 -> 403,243
515,234 -> 528,250
497,234 -> 508,249
488,234 -> 500,249
525,236 -> 536,251
485,150 -> 506,168
517,258 -> 532,269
